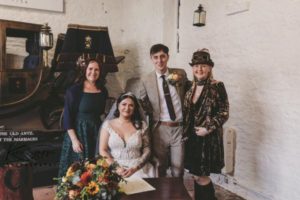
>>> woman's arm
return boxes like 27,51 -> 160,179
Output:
206,82 -> 229,133
99,123 -> 114,165
63,87 -> 84,152
63,89 -> 75,130
68,129 -> 83,153
135,122 -> 151,169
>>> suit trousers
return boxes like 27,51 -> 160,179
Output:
152,123 -> 184,177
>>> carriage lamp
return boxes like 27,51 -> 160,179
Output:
40,23 -> 53,67
193,4 -> 206,27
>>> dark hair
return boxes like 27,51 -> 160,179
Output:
114,93 -> 143,130
80,58 -> 106,90
150,43 -> 169,55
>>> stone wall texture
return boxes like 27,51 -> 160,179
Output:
1,0 -> 300,199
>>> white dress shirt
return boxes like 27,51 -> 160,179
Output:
155,69 -> 183,122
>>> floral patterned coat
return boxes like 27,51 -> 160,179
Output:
183,79 -> 229,175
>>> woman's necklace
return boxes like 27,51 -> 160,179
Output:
197,79 -> 207,86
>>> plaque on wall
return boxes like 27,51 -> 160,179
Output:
0,0 -> 63,12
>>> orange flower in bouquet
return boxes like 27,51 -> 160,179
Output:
55,156 -> 124,200
80,171 -> 92,185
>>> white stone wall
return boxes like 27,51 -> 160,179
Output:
175,0 -> 300,200
1,0 -> 300,199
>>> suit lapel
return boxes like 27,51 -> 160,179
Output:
169,68 -> 184,103
145,71 -> 160,114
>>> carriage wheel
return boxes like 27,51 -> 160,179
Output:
39,96 -> 64,129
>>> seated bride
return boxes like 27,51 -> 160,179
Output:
99,92 -> 156,178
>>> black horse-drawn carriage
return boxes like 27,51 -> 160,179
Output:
0,20 -> 50,120
0,19 -> 124,187
0,19 -> 124,129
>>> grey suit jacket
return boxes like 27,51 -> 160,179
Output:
138,68 -> 188,128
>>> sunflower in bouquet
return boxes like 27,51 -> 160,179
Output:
55,156 -> 124,200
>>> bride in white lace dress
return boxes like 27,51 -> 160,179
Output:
99,92 -> 156,178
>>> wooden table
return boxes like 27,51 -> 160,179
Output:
121,177 -> 192,200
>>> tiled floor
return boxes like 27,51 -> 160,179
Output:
33,186 -> 56,200
33,176 -> 246,200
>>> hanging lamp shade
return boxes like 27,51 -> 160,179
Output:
193,4 -> 206,27
56,24 -> 124,73
40,23 -> 53,50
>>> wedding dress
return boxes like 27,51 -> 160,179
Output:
101,120 -> 156,178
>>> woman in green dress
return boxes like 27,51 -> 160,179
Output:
183,49 -> 229,200
58,58 -> 108,177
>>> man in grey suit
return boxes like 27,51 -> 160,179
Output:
138,44 -> 188,177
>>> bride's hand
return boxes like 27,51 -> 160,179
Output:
116,167 -> 126,176
122,167 -> 138,178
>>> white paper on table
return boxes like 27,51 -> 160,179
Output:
119,176 -> 156,195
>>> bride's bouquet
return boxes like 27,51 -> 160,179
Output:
55,156 -> 124,200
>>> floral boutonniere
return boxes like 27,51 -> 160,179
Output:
167,73 -> 182,86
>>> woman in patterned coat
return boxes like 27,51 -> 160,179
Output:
183,49 -> 229,200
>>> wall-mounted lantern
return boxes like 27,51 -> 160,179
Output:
193,4 -> 206,27
40,23 -> 53,50
40,23 -> 53,67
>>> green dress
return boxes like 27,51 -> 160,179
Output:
58,92 -> 106,177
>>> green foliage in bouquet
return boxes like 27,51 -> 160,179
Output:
55,156 -> 124,200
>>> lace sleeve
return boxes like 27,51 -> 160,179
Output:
135,121 -> 151,169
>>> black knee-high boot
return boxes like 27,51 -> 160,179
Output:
202,181 -> 217,200
194,181 -> 217,200
194,181 -> 203,200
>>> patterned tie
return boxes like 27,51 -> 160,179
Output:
161,75 -> 176,121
